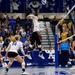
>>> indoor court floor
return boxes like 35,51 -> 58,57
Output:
0,66 -> 75,75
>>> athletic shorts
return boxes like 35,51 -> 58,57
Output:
8,52 -> 18,58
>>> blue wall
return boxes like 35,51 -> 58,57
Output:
0,50 -> 55,67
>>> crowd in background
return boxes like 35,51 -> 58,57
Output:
0,13 -> 43,51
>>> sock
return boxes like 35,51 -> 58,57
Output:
22,68 -> 25,72
39,48 -> 42,55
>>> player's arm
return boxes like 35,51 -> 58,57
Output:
39,27 -> 49,31
5,43 -> 11,57
66,6 -> 75,26
20,42 -> 26,56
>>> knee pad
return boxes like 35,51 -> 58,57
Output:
9,61 -> 13,65
22,62 -> 25,65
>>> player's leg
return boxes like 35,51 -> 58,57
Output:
5,58 -> 14,74
0,53 -> 7,68
36,32 -> 45,59
14,55 -> 29,74
26,32 -> 36,59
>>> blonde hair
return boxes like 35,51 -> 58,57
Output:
10,36 -> 16,42
0,36 -> 3,42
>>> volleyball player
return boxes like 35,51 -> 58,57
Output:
5,36 -> 29,75
26,14 -> 48,59
0,36 -> 7,68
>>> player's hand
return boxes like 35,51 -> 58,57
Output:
24,54 -> 28,57
66,6 -> 69,11
45,27 -> 48,30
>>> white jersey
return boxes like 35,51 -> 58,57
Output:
0,41 -> 4,52
7,41 -> 23,53
29,15 -> 44,32
33,19 -> 40,32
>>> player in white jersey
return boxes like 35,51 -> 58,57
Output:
0,36 -> 7,68
5,36 -> 29,75
26,14 -> 48,59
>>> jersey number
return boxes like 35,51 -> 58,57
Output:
12,42 -> 17,46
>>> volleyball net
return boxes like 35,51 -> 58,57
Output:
55,5 -> 75,68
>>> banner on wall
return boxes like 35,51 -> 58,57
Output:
0,50 -> 55,67
0,0 -> 74,13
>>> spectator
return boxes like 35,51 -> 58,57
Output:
20,34 -> 26,44
25,16 -> 33,29
9,16 -> 15,34
58,19 -> 65,32
0,12 -> 4,24
61,29 -> 68,40
16,16 -> 21,24
59,40 -> 70,66
21,29 -> 26,37
67,30 -> 72,37
24,34 -> 32,59
57,28 -> 61,41
29,28 -> 33,36
48,47 -> 55,62
25,26 -> 30,33
51,16 -> 58,35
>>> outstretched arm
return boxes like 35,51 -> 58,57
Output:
39,27 -> 49,31
26,14 -> 35,19
66,6 -> 75,26
20,42 -> 26,56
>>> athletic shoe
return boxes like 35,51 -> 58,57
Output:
22,71 -> 29,75
4,72 -> 8,75
65,65 -> 68,67
38,54 -> 45,59
4,70 -> 8,75
70,66 -> 75,70
2,63 -> 7,68
26,55 -> 32,59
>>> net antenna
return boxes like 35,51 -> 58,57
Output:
55,5 -> 75,34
